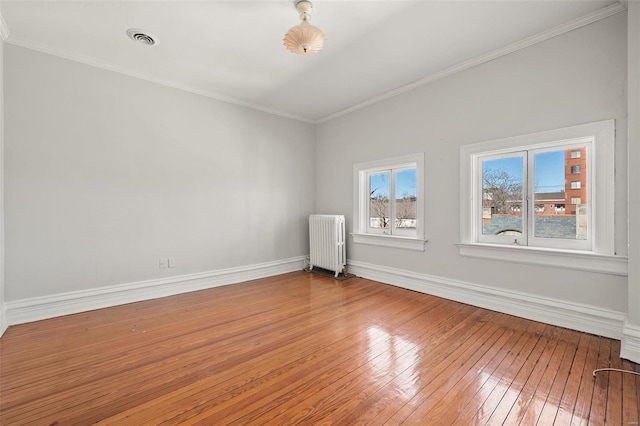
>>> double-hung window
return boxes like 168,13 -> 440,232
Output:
459,120 -> 623,274
353,153 -> 425,251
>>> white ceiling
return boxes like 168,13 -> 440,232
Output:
0,1 -> 625,123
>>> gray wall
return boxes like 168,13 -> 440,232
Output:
0,37 -> 5,330
627,3 -> 640,326
4,44 -> 316,301
316,13 -> 628,312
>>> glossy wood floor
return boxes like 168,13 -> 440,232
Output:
1,272 -> 638,425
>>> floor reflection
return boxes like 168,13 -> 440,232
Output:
366,325 -> 419,400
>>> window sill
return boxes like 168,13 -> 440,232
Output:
352,233 -> 427,251
456,242 -> 627,276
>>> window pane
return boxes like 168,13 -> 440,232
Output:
395,169 -> 417,229
533,148 -> 587,240
369,172 -> 390,229
482,157 -> 523,236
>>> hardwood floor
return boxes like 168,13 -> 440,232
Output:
0,271 -> 637,425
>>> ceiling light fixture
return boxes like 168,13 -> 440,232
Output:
283,1 -> 324,55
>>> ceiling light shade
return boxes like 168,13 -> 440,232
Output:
283,1 -> 324,55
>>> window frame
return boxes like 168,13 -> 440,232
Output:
353,153 -> 426,251
477,150 -> 527,246
365,170 -> 391,235
476,140 -> 592,251
458,120 -> 623,275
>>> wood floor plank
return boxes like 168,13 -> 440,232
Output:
589,337 -> 612,425
215,302 -> 486,425
6,278 -> 392,424
458,320 -> 547,424
605,341 -> 624,425
553,333 -> 593,424
0,271 -> 637,425
409,319 -> 536,424
533,329 -> 582,424
281,313 -> 508,426
504,326 -> 580,425
636,362 -> 640,422
325,309 -> 494,426
622,358 -> 639,425
501,327 -> 567,424
480,323 -> 552,424
570,334 -> 603,425
381,315 -> 524,424
98,286 -> 450,425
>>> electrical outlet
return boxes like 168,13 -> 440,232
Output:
168,258 -> 175,268
159,258 -> 168,269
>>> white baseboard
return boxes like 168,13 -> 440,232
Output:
348,260 -> 625,340
622,321 -> 640,363
6,256 -> 305,326
0,302 -> 7,337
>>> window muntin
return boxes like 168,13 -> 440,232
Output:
354,153 -> 425,247
570,150 -> 581,159
571,181 -> 581,189
475,142 -> 591,251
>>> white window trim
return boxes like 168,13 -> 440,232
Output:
456,243 -> 627,276
353,153 -> 426,251
459,120 -> 623,275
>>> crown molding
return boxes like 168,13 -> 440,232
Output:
0,2 -> 627,125
316,1 -> 628,124
0,12 -> 10,41
4,35 -> 316,124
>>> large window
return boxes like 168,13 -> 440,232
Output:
353,153 -> 425,251
459,120 -> 620,274
478,144 -> 590,250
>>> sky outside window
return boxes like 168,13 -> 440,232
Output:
482,151 -> 565,192
370,169 -> 416,198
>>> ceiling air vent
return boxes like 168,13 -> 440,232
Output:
126,29 -> 158,46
